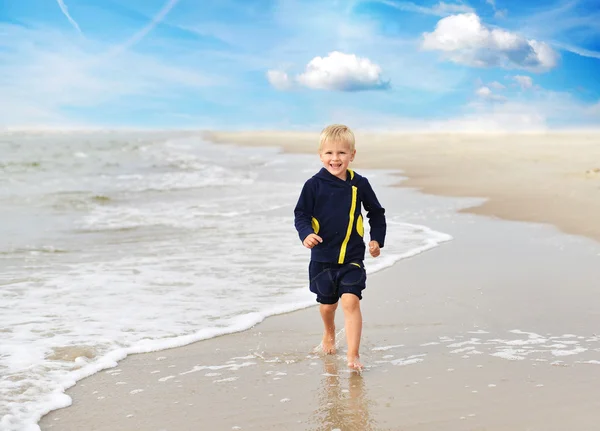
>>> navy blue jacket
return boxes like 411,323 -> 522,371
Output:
294,168 -> 386,264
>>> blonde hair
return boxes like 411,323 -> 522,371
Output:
319,124 -> 355,152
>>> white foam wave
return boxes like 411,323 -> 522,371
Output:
364,220 -> 452,274
439,329 -> 600,363
79,196 -> 294,231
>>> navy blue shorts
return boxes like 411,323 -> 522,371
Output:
308,261 -> 367,304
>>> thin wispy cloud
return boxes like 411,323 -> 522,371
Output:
551,42 -> 600,60
517,0 -> 600,60
374,0 -> 474,17
0,23 -> 224,128
485,0 -> 507,18
106,0 -> 180,56
56,0 -> 81,33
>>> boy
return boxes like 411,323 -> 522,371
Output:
294,124 -> 387,371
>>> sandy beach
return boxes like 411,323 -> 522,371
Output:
39,131 -> 600,431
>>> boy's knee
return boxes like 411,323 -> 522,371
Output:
341,293 -> 360,311
320,303 -> 338,312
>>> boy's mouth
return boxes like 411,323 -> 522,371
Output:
329,163 -> 342,169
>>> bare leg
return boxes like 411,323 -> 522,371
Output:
319,303 -> 338,354
341,293 -> 363,370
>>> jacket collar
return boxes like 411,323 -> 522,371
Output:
315,167 -> 355,184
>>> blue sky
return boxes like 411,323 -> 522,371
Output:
1,0 -> 599,130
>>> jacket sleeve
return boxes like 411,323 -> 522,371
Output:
361,178 -> 386,248
294,179 -> 316,243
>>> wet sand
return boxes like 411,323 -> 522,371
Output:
39,131 -> 600,430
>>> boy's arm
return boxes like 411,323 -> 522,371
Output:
294,180 -> 316,243
361,178 -> 386,248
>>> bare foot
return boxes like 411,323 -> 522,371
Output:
322,329 -> 336,354
347,356 -> 363,372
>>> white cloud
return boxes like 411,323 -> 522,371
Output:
298,52 -> 389,91
375,1 -> 474,17
489,81 -> 505,90
421,13 -> 558,71
266,70 -> 292,90
476,86 -> 492,97
476,85 -> 506,101
513,75 -> 533,89
56,0 -> 81,33
268,51 -> 390,92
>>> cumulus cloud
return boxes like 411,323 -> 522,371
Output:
513,75 -> 533,89
267,51 -> 390,92
421,13 -> 558,71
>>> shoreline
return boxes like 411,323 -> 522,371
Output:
202,130 -> 600,244
36,130 -> 600,430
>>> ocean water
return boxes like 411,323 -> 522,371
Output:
0,132 -> 452,431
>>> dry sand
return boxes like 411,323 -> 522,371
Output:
39,131 -> 600,431
204,131 -> 600,242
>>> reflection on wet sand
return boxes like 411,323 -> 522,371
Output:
311,356 -> 377,431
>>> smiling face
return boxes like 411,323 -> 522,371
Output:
319,139 -> 356,180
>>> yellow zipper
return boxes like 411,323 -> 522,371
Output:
338,185 -> 357,263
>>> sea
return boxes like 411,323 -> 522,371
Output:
0,131 -> 454,431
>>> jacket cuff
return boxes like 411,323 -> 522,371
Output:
371,231 -> 385,248
299,228 -> 314,242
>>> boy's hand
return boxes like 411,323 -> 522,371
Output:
369,241 -> 380,257
303,233 -> 323,249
